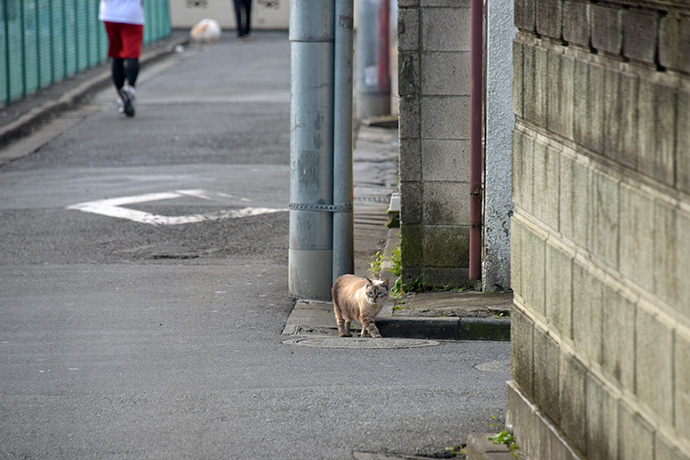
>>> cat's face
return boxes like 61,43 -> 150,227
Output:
364,278 -> 389,304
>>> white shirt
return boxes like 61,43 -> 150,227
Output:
99,0 -> 145,25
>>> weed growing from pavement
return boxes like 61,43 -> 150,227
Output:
368,251 -> 384,278
488,417 -> 520,458
444,444 -> 467,457
390,245 -> 401,276
488,431 -> 519,458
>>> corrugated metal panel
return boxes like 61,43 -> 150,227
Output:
7,1 -> 23,104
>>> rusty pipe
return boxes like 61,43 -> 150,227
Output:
469,0 -> 483,281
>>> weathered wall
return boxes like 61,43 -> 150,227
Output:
509,0 -> 690,459
398,0 -> 473,288
484,0 -> 516,292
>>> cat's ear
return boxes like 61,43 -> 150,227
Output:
364,277 -> 373,285
383,278 -> 390,288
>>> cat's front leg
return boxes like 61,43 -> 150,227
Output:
362,321 -> 382,338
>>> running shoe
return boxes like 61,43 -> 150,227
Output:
116,97 -> 125,115
118,86 -> 136,117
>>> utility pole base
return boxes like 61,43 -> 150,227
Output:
288,249 -> 334,300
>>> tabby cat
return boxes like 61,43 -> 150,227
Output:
332,274 -> 390,338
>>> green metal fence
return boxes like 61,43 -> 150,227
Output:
0,0 -> 171,107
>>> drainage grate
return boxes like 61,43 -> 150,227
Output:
282,337 -> 440,349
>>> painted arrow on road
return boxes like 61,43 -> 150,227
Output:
67,189 -> 286,226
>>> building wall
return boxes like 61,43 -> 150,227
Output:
398,0 -> 474,289
169,0 -> 289,29
509,0 -> 690,459
484,0 -> 516,292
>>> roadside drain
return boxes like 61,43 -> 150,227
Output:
282,337 -> 440,349
474,359 -> 511,373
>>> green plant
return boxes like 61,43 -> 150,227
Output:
368,251 -> 384,278
403,274 -> 430,293
443,444 -> 466,457
390,245 -> 402,277
488,430 -> 519,458
390,278 -> 404,299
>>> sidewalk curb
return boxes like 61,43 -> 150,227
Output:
0,35 -> 188,148
282,300 -> 511,341
377,316 -> 510,341
283,313 -> 511,342
379,228 -> 511,342
466,432 -> 527,460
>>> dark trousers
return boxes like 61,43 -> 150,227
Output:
233,0 -> 252,38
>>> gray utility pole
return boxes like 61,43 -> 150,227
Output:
332,0 -> 355,287
355,0 -> 391,119
289,0 -> 355,300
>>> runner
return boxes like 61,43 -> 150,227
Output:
99,0 -> 145,117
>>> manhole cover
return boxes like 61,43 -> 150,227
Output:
282,337 -> 440,349
474,359 -> 511,373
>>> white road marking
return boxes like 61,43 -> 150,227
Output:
66,189 -> 286,226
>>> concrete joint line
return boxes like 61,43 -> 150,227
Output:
514,295 -> 686,451
507,380 -> 586,460
515,120 -> 686,207
516,30 -> 679,84
513,209 -> 690,334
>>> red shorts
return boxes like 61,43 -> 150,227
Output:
104,22 -> 143,59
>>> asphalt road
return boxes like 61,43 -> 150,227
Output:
0,31 -> 510,459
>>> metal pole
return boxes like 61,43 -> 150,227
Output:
288,0 -> 335,300
469,0 -> 483,280
355,0 -> 390,120
332,0 -> 355,282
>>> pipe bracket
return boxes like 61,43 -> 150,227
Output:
289,202 -> 353,213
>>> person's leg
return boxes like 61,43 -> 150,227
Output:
120,23 -> 143,86
111,58 -> 126,90
243,0 -> 252,38
105,22 -> 125,91
117,23 -> 143,117
232,0 -> 244,38
123,58 -> 139,88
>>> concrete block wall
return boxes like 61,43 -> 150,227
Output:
509,0 -> 690,459
398,0 -> 474,288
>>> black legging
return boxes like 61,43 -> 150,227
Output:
112,58 -> 139,89
233,0 -> 252,38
